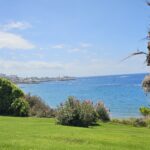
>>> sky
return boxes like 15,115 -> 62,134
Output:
0,0 -> 149,77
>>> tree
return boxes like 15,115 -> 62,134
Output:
0,78 -> 24,115
122,2 -> 150,92
139,106 -> 150,117
10,98 -> 29,116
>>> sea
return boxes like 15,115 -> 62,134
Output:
18,73 -> 150,118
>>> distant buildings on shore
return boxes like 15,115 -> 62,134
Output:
0,73 -> 76,84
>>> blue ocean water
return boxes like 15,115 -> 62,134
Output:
19,73 -> 150,118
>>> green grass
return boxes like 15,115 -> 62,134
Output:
0,116 -> 150,150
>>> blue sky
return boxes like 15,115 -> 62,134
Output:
0,0 -> 149,77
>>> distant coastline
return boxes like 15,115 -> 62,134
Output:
0,73 -> 76,84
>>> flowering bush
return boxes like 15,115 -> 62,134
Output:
95,101 -> 110,121
56,97 -> 109,127
56,97 -> 82,126
80,100 -> 97,126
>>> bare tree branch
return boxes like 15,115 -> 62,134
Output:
121,50 -> 147,62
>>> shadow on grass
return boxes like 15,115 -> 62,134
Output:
55,121 -> 101,128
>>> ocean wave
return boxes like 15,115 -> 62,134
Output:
97,84 -> 121,86
97,83 -> 141,87
118,75 -> 129,78
132,84 -> 141,87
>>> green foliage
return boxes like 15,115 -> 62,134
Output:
56,97 -> 98,127
133,118 -> 148,127
139,106 -> 150,117
10,98 -> 29,116
25,94 -> 55,118
111,118 -> 150,127
111,118 -> 136,126
95,101 -> 110,122
0,78 -> 24,115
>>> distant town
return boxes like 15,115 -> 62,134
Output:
0,73 -> 76,84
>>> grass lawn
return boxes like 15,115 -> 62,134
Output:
0,116 -> 150,150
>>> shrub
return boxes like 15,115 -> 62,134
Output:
10,98 -> 29,116
111,118 -> 121,124
25,94 -> 55,117
56,96 -> 81,126
111,118 -> 148,127
56,97 -> 98,127
80,100 -> 98,126
133,118 -> 148,127
139,106 -> 150,117
121,119 -> 135,125
95,101 -> 110,122
0,78 -> 24,115
111,118 -> 136,125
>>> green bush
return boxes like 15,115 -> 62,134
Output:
111,118 -> 136,126
95,101 -> 110,122
10,98 -> 29,116
111,118 -> 120,124
0,78 -> 24,115
56,97 -> 98,127
139,106 -> 150,117
25,94 -> 55,118
133,118 -> 148,127
111,118 -> 149,127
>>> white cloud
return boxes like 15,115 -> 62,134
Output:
50,43 -> 91,52
0,31 -> 35,50
0,55 -> 147,77
0,60 -> 64,76
68,43 -> 91,53
62,57 -> 147,77
51,44 -> 65,49
69,48 -> 81,52
0,21 -> 31,31
0,60 -> 63,70
80,43 -> 92,48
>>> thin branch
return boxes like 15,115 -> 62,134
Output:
121,50 -> 147,62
